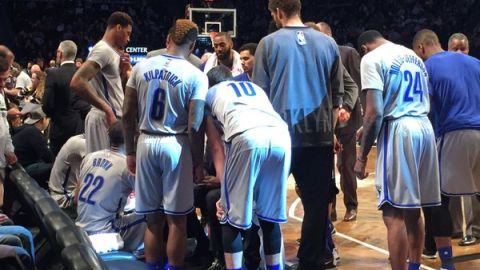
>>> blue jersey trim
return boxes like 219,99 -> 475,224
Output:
383,124 -> 390,202
378,200 -> 441,209
110,215 -> 147,232
220,217 -> 253,230
135,206 -> 194,216
101,75 -> 118,117
256,214 -> 287,224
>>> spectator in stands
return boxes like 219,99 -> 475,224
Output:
75,58 -> 83,68
29,70 -> 46,103
0,54 -> 17,224
43,40 -> 90,156
12,106 -> 53,189
202,32 -> 243,76
448,32 -> 469,54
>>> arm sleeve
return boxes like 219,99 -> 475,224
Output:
190,72 -> 209,101
342,66 -> 359,111
360,56 -> 384,92
330,51 -> 344,108
252,39 -> 271,95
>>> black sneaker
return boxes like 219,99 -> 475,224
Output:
459,235 -> 477,246
421,248 -> 437,259
324,258 -> 337,269
207,257 -> 225,270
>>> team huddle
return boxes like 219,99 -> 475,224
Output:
2,0 -> 480,270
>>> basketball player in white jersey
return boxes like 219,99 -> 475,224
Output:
70,11 -> 133,153
75,122 -> 146,252
49,134 -> 86,212
354,30 -> 440,270
122,19 -> 207,270
205,66 -> 291,270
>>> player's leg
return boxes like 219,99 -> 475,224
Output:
403,208 -> 424,270
258,219 -> 282,270
115,213 -> 147,252
144,212 -> 167,269
381,204 -> 408,270
165,214 -> 187,268
222,223 -> 244,270
84,110 -> 109,154
432,195 -> 455,270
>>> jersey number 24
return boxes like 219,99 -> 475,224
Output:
403,70 -> 424,103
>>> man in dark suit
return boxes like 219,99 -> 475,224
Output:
318,22 -> 363,222
42,40 -> 91,156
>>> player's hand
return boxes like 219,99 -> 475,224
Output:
354,157 -> 369,180
203,175 -> 220,188
216,199 -> 224,221
105,109 -> 117,128
7,107 -> 22,118
333,134 -> 343,154
338,108 -> 351,123
127,154 -> 136,175
5,152 -> 17,165
193,165 -> 204,184
119,53 -> 131,76
356,126 -> 364,142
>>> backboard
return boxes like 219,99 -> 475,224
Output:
188,8 -> 237,38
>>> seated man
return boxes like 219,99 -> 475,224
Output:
205,66 -> 291,270
12,106 -> 53,188
75,122 -> 146,252
48,134 -> 86,217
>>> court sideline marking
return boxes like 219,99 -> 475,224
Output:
288,197 -> 436,270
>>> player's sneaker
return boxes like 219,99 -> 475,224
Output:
332,247 -> 340,264
459,235 -> 477,246
207,257 -> 225,270
421,248 -> 437,259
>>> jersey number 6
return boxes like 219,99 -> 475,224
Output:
150,87 -> 166,121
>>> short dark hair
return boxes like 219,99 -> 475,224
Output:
0,57 -> 9,73
109,121 -> 124,147
239,43 -> 258,56
268,0 -> 301,18
412,29 -> 440,48
213,32 -> 233,43
107,11 -> 133,28
357,30 -> 383,48
207,66 -> 232,87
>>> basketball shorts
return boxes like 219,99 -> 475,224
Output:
220,127 -> 291,229
135,133 -> 194,215
85,109 -> 110,154
376,116 -> 441,209
438,129 -> 480,195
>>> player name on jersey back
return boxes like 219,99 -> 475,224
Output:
143,69 -> 182,88
92,158 -> 113,171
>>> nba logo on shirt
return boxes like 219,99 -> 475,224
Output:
296,31 -> 306,45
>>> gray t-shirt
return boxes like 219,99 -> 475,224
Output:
87,40 -> 124,117
15,71 -> 32,92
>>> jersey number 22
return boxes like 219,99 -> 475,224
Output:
79,173 -> 104,205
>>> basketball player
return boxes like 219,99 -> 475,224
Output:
70,11 -> 133,153
122,19 -> 207,270
75,122 -> 146,252
202,32 -> 244,76
48,134 -> 86,213
355,30 -> 440,270
253,1 -> 343,269
412,29 -> 480,270
233,43 -> 257,82
206,66 -> 290,270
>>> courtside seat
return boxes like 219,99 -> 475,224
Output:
56,226 -> 92,251
61,243 -> 107,270
42,211 -> 76,250
99,251 -> 137,261
34,197 -> 61,220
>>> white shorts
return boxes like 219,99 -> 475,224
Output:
85,109 -> 109,154
438,129 -> 480,195
220,127 -> 291,229
376,117 -> 441,209
135,134 -> 194,215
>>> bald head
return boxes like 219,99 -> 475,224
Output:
31,64 -> 42,73
316,22 -> 332,37
448,33 -> 469,54
412,29 -> 443,60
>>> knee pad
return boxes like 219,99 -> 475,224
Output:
222,224 -> 243,253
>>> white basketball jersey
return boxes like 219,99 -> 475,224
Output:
76,149 -> 134,234
361,42 -> 430,120
49,134 -> 86,199
126,54 -> 208,134
206,81 -> 287,142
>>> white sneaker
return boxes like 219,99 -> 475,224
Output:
332,248 -> 340,265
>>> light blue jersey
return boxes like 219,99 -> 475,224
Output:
206,81 -> 287,142
361,42 -> 430,119
126,54 -> 208,134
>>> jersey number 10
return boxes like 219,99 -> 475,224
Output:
229,82 -> 256,97
403,70 -> 424,103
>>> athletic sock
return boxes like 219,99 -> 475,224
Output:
146,259 -> 164,270
408,262 -> 420,270
438,246 -> 455,270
